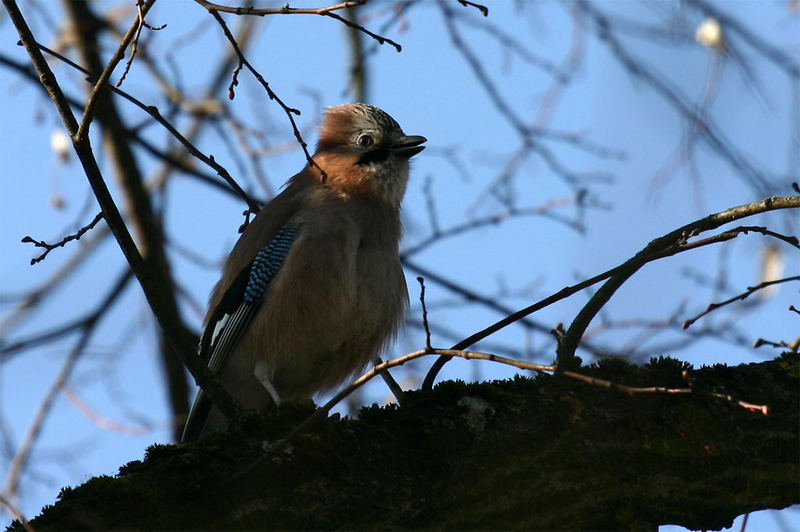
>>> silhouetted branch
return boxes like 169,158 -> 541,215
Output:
683,276 -> 800,330
195,0 -> 402,51
0,496 -> 32,532
557,195 -> 800,364
4,0 -> 240,425
403,192 -> 602,259
76,0 -> 155,141
21,212 -> 103,265
115,0 -> 167,88
35,41 -> 259,212
456,0 -> 488,17
423,195 -> 800,388
202,8 -> 328,182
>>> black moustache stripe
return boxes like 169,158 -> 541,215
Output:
357,148 -> 390,166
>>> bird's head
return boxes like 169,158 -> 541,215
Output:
313,103 -> 426,206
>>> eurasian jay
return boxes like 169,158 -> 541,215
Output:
181,103 -> 425,442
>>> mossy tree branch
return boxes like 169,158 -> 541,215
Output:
12,353 -> 798,531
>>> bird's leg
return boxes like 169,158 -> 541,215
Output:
254,360 -> 282,405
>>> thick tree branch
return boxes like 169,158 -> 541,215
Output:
10,353 -> 798,531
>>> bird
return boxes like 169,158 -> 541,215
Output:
181,103 -> 426,442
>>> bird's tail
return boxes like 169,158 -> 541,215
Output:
180,390 -> 212,443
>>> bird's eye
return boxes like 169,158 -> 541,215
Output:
356,134 -> 374,148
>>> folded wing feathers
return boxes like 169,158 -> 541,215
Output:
183,222 -> 298,442
204,222 -> 297,376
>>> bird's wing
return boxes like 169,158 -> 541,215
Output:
181,222 -> 297,442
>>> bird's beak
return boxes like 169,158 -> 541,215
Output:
390,135 -> 427,158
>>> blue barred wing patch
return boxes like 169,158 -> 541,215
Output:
244,223 -> 297,303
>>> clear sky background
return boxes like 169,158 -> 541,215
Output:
1,0 -> 797,529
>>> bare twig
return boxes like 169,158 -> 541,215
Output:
577,0 -> 777,196
201,7 -> 327,182
456,0 -> 488,17
422,195 -> 800,389
450,7 -> 566,81
194,0 -> 402,51
688,0 -> 799,79
21,212 -> 104,265
438,0 -> 527,137
1,268 -> 130,501
62,385 -> 150,436
417,276 -> 432,350
35,41 -> 259,212
556,196 -> 800,365
753,333 -> 800,352
5,0 -> 240,423
195,0 -> 361,16
402,193 -> 600,259
116,0 -> 167,88
0,52 -> 242,202
440,0 -> 605,191
77,0 -> 155,142
684,276 -> 800,330
0,220 -> 108,339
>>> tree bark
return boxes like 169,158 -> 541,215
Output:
11,353 -> 798,530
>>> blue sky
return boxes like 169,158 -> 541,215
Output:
1,1 -> 797,529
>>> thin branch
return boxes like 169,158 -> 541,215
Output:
201,7 -> 327,182
62,385 -> 150,436
194,0 -> 402,51
440,0 -> 605,192
21,212 -> 104,265
456,0 -> 488,17
451,7 -> 566,81
556,195 -> 800,364
0,51 -> 242,202
438,0 -> 527,137
417,276 -> 432,350
310,9 -> 402,52
116,0 -> 166,88
0,221 -> 108,339
35,41 -> 259,212
422,195 -> 800,389
753,336 -> 800,352
1,267 -> 131,501
77,0 -> 155,141
1,310 -> 104,358
402,193 -> 598,259
688,0 -> 799,79
577,0 -> 777,196
195,0 -> 363,16
683,276 -> 800,330
4,0 -> 240,422
3,327 -> 93,502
